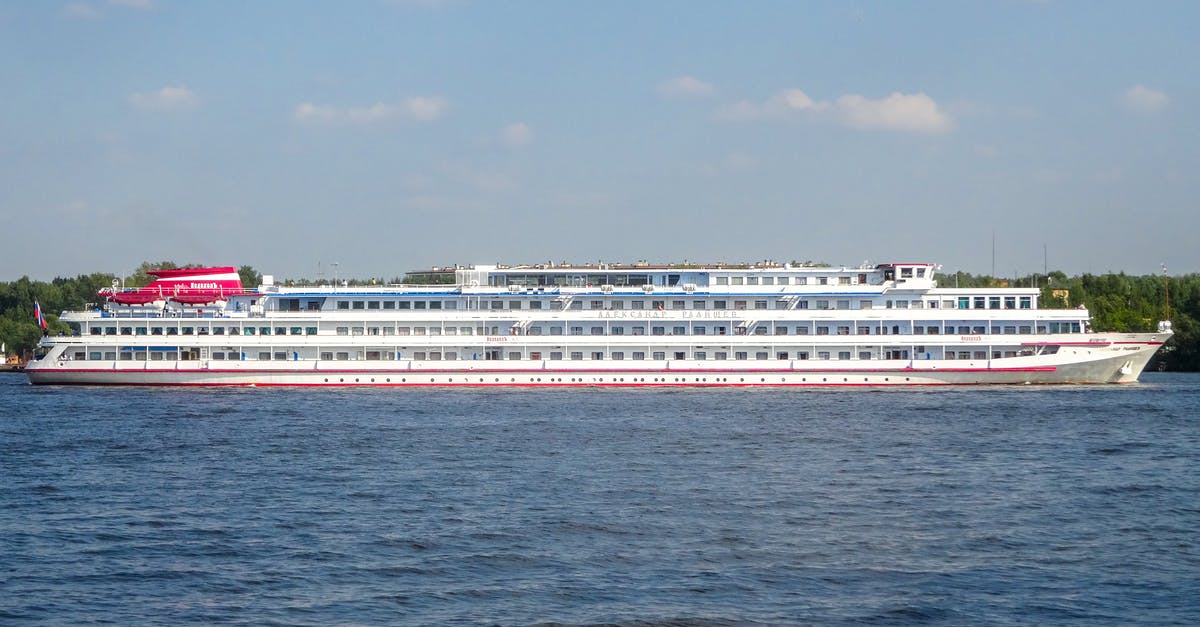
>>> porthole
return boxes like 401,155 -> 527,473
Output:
401,378 -> 406,382
371,378 -> 375,383
324,378 -> 329,383
386,378 -> 391,383
339,378 -> 344,383
355,378 -> 360,383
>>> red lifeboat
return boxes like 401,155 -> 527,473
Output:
102,266 -> 246,305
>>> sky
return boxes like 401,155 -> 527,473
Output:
1,0 -> 1197,281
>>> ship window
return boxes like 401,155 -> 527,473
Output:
337,301 -> 349,310
610,327 -> 623,335
1020,297 -> 1032,309
550,352 -> 563,360
397,301 -> 411,309
611,352 -> 624,360
1004,297 -> 1016,309
754,300 -> 767,310
837,300 -> 850,310
972,326 -> 986,334
797,326 -> 809,335
258,352 -> 271,360
632,301 -> 645,310
732,277 -> 744,285
957,326 -> 971,335
569,301 -> 583,310
927,326 -> 939,335
695,326 -> 707,335
653,351 -> 666,360
973,297 -> 985,309
119,326 -> 132,335
412,327 -> 425,335
290,327 -> 302,335
713,300 -> 727,310
837,326 -> 850,335
591,300 -> 604,310
818,277 -> 828,286
762,277 -> 774,285
591,326 -> 604,335
734,300 -> 747,310
258,327 -> 269,335
795,277 -> 807,286
900,267 -> 912,278
839,277 -> 851,285
590,352 -> 603,360
894,300 -> 907,309
134,351 -> 147,361
815,300 -> 829,310
275,327 -> 287,336
958,297 -> 970,309
336,327 -> 348,336
214,327 -> 225,335
383,301 -> 395,310
989,297 -> 1001,309
817,326 -> 830,335
817,351 -> 830,360
776,351 -> 788,360
716,277 -> 728,285
837,352 -> 850,360
150,327 -> 163,335
797,300 -> 809,310
859,326 -> 871,335
774,326 -> 787,335
89,351 -> 102,360
1020,325 -> 1032,334
693,300 -> 705,310
672,300 -> 685,310
746,277 -> 758,286
353,301 -> 365,310
530,300 -> 543,310
1004,326 -> 1017,334
414,301 -> 427,310
510,300 -> 523,310
570,352 -> 583,360
274,352 -> 288,361
368,327 -> 380,336
652,326 -> 665,336
368,301 -> 380,310
735,352 -> 748,360
90,328 -> 102,336
753,326 -> 767,335
413,352 -> 426,361
134,327 -> 147,335
631,326 -> 645,336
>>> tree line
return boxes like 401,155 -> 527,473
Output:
2,263 -> 1197,370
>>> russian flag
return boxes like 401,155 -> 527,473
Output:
34,300 -> 47,329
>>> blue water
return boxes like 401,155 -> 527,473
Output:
1,374 -> 1198,625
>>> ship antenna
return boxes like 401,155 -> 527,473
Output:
1162,263 -> 1170,321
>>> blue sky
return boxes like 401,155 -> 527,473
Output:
2,0 -> 1196,281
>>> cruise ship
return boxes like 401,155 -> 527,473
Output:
26,261 -> 1172,386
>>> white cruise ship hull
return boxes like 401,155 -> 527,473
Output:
25,332 -> 1166,387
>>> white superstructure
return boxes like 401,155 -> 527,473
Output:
27,261 -> 1172,386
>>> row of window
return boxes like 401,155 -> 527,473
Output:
712,273 -> 875,286
325,295 -> 1035,312
91,326 -> 320,337
76,346 -> 1029,363
84,320 -> 1084,338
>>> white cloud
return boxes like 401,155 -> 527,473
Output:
836,92 -> 953,133
500,122 -> 533,147
719,88 -> 952,133
766,89 -> 831,114
659,76 -> 715,97
128,86 -> 197,111
1123,84 -> 1169,113
292,96 -> 448,125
